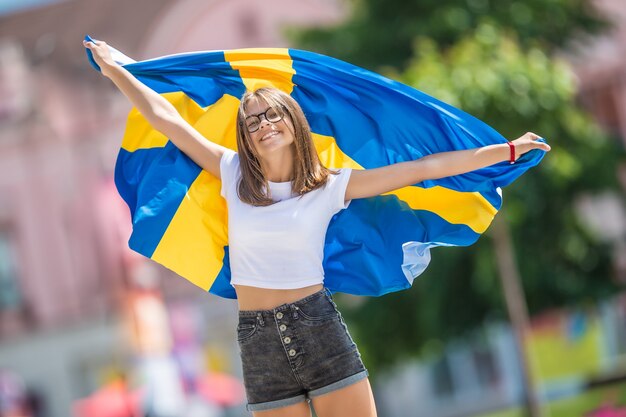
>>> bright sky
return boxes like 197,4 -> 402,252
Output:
0,0 -> 65,16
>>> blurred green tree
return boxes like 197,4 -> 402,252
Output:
319,24 -> 622,372
292,0 -> 607,71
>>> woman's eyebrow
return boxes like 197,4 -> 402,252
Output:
245,107 -> 273,118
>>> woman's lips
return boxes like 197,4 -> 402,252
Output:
260,130 -> 280,141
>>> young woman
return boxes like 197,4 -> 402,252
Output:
84,39 -> 550,417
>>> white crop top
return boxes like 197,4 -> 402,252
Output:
219,149 -> 352,289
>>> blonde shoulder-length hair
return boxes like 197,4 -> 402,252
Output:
235,87 -> 335,206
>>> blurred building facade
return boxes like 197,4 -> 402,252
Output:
0,0 -> 344,416
375,293 -> 626,417
569,0 -> 626,284
571,0 -> 626,146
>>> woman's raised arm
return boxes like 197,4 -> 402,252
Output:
83,39 -> 226,179
345,132 -> 550,201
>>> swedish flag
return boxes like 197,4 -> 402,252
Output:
85,36 -> 545,299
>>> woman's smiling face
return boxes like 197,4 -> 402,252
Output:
244,96 -> 295,158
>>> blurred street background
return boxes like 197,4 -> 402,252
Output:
0,0 -> 625,416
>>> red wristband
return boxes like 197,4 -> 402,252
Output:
507,142 -> 516,164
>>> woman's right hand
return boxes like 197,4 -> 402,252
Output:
83,39 -> 119,77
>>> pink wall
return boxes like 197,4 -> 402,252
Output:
0,0 -> 344,338
570,0 -> 626,144
141,0 -> 344,56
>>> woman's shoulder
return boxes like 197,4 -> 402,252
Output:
222,148 -> 238,160
220,149 -> 241,188
327,167 -> 352,182
221,149 -> 239,169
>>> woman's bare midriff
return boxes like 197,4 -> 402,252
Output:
235,283 -> 324,311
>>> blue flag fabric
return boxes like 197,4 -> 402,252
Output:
84,36 -> 546,299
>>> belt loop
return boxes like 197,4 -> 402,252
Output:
256,312 -> 265,327
325,287 -> 333,300
291,304 -> 299,320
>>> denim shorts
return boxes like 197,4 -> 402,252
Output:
236,287 -> 368,412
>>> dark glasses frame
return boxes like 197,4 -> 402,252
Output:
240,106 -> 287,133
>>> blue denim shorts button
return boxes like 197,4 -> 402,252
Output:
288,349 -> 296,356
276,312 -> 283,319
284,337 -> 291,344
279,324 -> 287,331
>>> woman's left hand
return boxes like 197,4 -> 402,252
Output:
511,132 -> 551,160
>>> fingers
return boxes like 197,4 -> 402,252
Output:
524,132 -> 551,151
82,39 -> 106,49
511,132 -> 551,155
538,142 -> 551,151
83,40 -> 97,49
525,132 -> 541,141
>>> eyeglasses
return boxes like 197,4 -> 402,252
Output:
242,106 -> 286,133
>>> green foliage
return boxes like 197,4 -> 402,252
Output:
334,24 -> 622,374
292,0 -> 608,71
291,0 -> 621,375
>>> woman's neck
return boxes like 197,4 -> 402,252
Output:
261,148 -> 295,182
